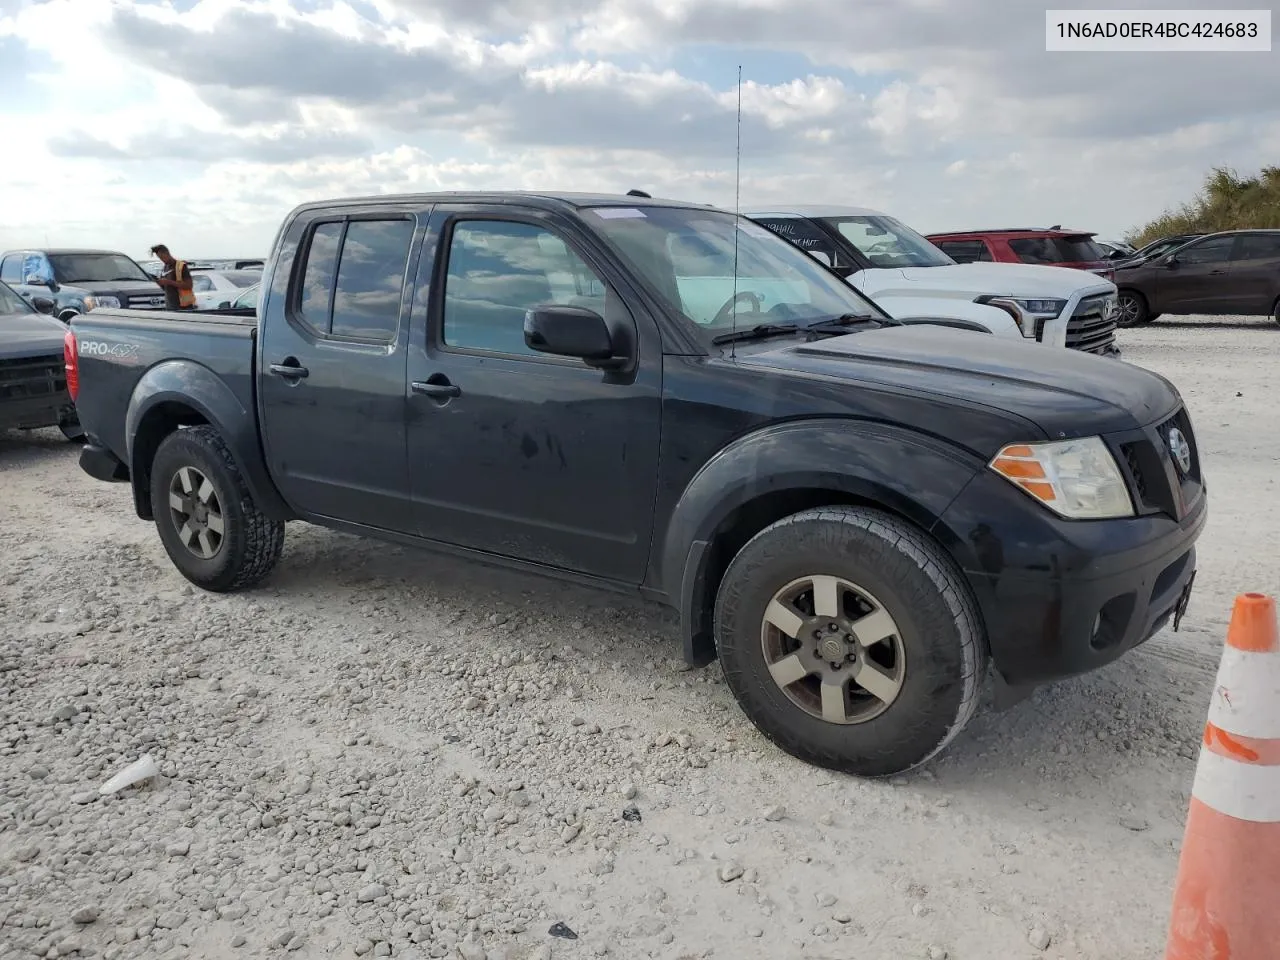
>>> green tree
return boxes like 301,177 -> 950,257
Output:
1126,166 -> 1280,247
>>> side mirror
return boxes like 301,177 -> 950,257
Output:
32,296 -> 55,314
809,250 -> 834,267
524,305 -> 621,367
24,274 -> 49,287
1163,256 -> 1180,269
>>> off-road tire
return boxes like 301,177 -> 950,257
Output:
1271,297 -> 1280,326
1116,290 -> 1150,328
150,425 -> 284,592
714,506 -> 987,777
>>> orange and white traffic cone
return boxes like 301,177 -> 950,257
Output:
1165,592 -> 1280,960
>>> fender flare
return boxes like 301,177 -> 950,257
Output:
656,418 -> 983,664
124,359 -> 293,521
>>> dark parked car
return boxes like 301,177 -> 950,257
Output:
68,191 -> 1204,777
1113,230 -> 1280,326
1,248 -> 166,322
0,280 -> 82,440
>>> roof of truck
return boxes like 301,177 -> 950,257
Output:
742,205 -> 886,218
288,191 -> 722,215
3,248 -> 129,256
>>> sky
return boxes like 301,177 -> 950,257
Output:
0,0 -> 1276,258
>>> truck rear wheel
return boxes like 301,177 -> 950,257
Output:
714,506 -> 986,777
149,425 -> 284,592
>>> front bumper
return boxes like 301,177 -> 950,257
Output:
935,469 -> 1206,688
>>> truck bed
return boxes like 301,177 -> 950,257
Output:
69,307 -> 259,465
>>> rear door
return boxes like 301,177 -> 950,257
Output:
404,203 -> 663,583
1155,235 -> 1237,313
1227,233 -> 1280,314
257,205 -> 423,530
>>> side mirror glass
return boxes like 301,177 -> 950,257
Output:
32,296 -> 55,314
1163,256 -> 1181,269
523,305 -> 620,367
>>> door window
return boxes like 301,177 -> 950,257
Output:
191,274 -> 213,292
1175,236 -> 1235,264
295,218 -> 414,342
1232,234 -> 1280,261
936,240 -> 992,263
441,220 -> 608,357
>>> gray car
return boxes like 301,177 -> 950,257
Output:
0,279 -> 82,440
0,248 -> 167,323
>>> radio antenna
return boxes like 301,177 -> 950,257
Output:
729,64 -> 742,360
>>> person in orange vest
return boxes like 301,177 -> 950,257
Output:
150,244 -> 196,310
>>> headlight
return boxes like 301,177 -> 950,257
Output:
1011,298 -> 1067,316
989,437 -> 1133,519
85,295 -> 120,311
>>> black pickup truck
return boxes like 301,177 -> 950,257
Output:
68,192 -> 1206,776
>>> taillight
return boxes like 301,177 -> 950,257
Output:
63,330 -> 79,403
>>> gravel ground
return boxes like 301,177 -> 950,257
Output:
1,315 -> 1275,960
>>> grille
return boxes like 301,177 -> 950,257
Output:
1064,294 -> 1118,354
1117,406 -> 1201,517
0,355 -> 65,402
127,294 -> 166,309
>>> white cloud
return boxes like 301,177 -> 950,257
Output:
0,0 -> 1276,256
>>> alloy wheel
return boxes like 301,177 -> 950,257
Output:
760,574 -> 906,724
167,465 -> 225,560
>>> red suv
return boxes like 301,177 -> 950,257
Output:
926,227 -> 1115,280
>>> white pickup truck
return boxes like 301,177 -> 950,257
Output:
746,205 -> 1120,356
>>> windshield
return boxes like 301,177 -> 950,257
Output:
822,215 -> 954,268
49,253 -> 152,284
589,206 -> 888,335
234,284 -> 260,308
0,281 -> 34,315
1009,236 -> 1105,264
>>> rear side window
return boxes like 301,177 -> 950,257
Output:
331,220 -> 416,340
1233,234 -> 1280,260
936,240 -> 991,263
1010,236 -> 1105,264
295,218 -> 414,342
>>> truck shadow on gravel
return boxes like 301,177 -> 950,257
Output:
265,523 -> 1211,818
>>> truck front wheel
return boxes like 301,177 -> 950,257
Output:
714,506 -> 987,777
149,425 -> 285,592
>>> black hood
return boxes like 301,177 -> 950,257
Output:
0,310 -> 67,360
739,325 -> 1179,439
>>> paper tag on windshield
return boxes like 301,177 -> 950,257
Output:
593,208 -> 647,219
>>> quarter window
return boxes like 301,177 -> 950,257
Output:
441,220 -> 608,357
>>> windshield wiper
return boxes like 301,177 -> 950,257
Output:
804,313 -> 900,334
711,322 -> 799,345
110,276 -> 147,282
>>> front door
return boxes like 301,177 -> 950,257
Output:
1155,234 -> 1236,313
406,207 -> 662,583
1227,233 -> 1280,314
257,207 -> 422,531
